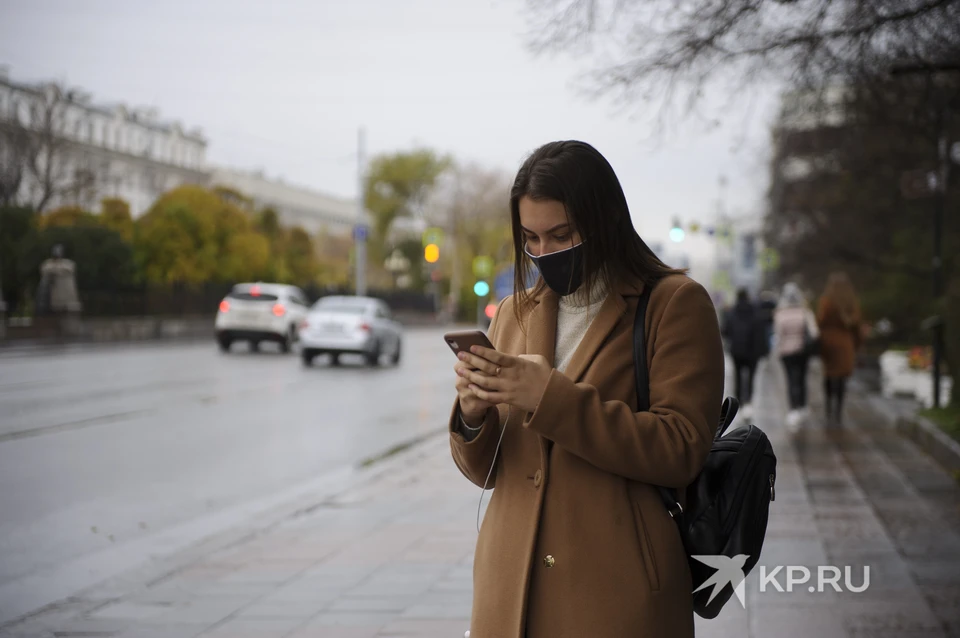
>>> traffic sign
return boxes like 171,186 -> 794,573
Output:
353,224 -> 369,241
472,256 -> 494,278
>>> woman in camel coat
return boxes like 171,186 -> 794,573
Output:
449,141 -> 725,637
817,272 -> 863,425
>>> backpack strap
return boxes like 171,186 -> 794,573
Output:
632,284 -> 684,520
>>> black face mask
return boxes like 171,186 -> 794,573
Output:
524,242 -> 585,296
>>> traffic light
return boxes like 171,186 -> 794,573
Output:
474,280 -> 490,296
424,243 -> 440,263
669,218 -> 685,243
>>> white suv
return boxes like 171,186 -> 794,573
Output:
215,283 -> 309,353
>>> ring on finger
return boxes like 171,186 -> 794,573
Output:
495,366 -> 502,376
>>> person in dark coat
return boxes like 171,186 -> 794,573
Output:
722,288 -> 762,417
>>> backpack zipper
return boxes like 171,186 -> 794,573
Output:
769,474 -> 776,502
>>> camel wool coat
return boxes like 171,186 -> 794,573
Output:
449,274 -> 725,638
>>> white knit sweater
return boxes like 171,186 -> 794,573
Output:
555,279 -> 609,373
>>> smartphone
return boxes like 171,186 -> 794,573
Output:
443,330 -> 495,357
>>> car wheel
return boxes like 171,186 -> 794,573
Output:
365,340 -> 382,367
391,338 -> 402,365
218,336 -> 232,353
280,331 -> 292,354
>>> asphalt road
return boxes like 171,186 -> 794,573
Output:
0,329 -> 459,613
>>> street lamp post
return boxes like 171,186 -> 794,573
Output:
891,62 -> 960,408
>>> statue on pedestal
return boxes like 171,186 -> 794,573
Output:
36,245 -> 81,337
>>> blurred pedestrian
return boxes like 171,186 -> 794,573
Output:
449,141 -> 724,638
721,288 -> 763,418
774,283 -> 819,432
757,290 -> 778,360
817,272 -> 862,426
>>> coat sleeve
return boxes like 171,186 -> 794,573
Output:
522,280 -> 725,488
448,296 -> 511,489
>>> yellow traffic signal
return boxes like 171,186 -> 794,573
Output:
424,243 -> 440,263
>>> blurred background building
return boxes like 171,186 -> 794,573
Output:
207,167 -> 362,237
0,66 -> 207,215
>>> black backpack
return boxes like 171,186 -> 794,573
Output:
633,286 -> 777,619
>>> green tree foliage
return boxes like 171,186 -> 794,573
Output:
0,206 -> 39,314
284,226 -> 318,284
365,149 -> 451,261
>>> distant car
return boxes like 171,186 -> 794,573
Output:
215,283 -> 310,353
299,296 -> 403,367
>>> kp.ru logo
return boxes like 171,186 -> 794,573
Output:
692,555 -> 871,608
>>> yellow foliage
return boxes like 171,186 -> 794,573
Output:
100,198 -> 134,242
221,232 -> 271,282
41,205 -> 98,228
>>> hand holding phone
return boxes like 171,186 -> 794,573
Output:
444,330 -> 495,359
446,330 -> 497,423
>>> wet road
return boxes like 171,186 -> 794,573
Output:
0,329 -> 457,599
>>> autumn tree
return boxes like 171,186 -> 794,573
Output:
425,163 -> 513,316
134,185 -> 269,284
364,149 -> 451,263
100,198 -> 134,242
39,205 -> 99,228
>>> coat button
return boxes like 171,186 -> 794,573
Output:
533,469 -> 542,487
544,554 -> 555,568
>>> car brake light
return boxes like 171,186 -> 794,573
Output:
219,300 -> 230,313
272,303 -> 286,317
359,322 -> 371,332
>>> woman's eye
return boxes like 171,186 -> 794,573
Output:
525,236 -> 539,244
554,235 -> 569,242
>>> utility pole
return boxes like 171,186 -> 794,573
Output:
932,125 -> 949,408
448,172 -> 462,321
355,128 -> 367,297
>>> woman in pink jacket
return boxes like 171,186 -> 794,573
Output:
774,283 -> 819,432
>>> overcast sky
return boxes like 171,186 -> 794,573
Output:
0,0 -> 780,255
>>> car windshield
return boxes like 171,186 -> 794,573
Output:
228,291 -> 279,301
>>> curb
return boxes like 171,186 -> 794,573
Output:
856,385 -> 960,480
895,414 -> 960,478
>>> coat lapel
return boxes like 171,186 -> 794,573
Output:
561,291 -> 627,384
524,288 -> 558,366
561,278 -> 646,384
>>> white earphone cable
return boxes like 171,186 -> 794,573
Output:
477,406 -> 510,534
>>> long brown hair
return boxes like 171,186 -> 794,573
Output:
822,271 -> 860,327
510,141 -> 684,328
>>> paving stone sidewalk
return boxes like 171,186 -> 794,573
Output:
2,357 -> 958,638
